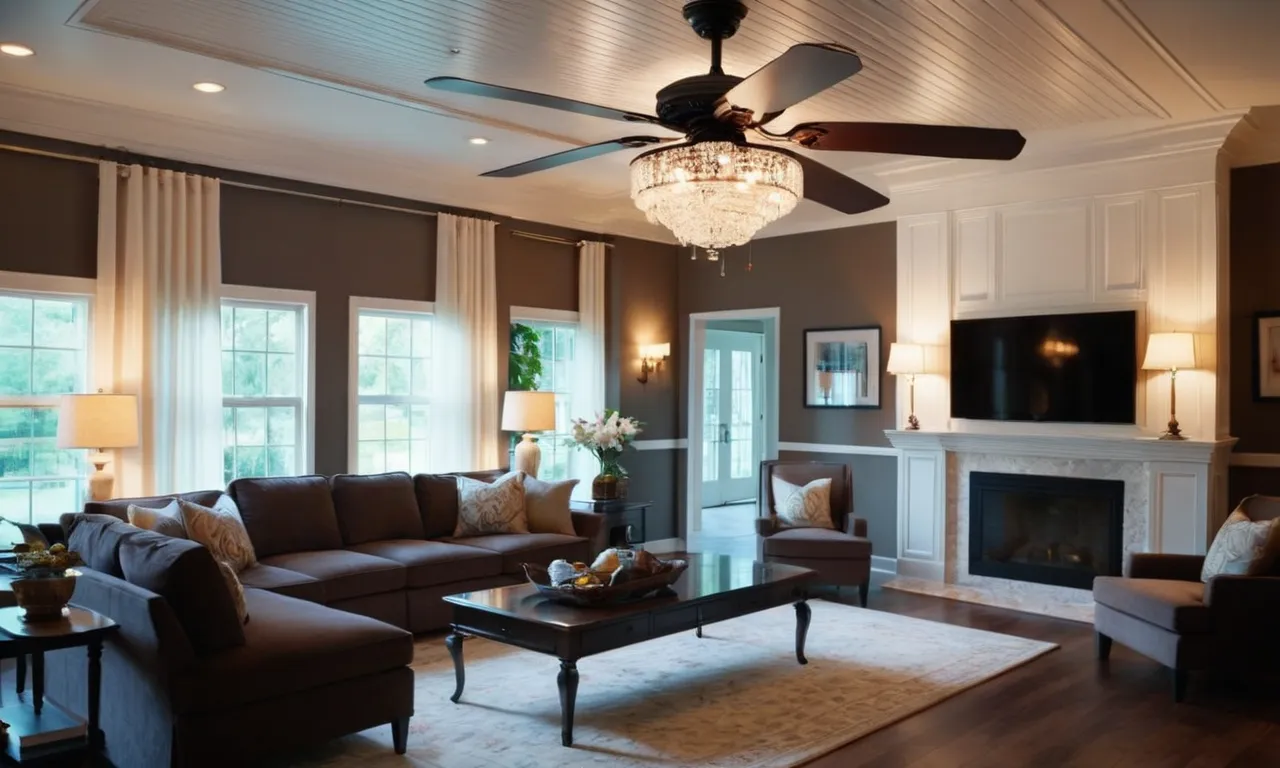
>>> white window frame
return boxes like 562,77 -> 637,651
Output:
0,270 -> 96,524
510,306 -> 581,482
220,285 -> 317,478
348,296 -> 435,473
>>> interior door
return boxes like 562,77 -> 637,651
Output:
701,330 -> 763,508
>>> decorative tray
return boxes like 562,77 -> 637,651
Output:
522,558 -> 688,607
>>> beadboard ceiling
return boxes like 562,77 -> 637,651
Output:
0,0 -> 1278,241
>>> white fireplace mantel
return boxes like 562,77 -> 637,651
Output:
885,429 -> 1235,463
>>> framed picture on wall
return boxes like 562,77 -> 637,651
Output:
803,326 -> 882,409
1254,312 -> 1280,400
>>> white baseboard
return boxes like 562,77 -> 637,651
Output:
870,555 -> 898,575
643,537 -> 685,554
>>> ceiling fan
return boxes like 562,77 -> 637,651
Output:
425,0 -> 1025,249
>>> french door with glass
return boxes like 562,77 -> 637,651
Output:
701,330 -> 763,507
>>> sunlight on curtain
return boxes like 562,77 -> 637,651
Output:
571,240 -> 607,499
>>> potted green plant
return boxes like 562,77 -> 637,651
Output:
9,542 -> 83,622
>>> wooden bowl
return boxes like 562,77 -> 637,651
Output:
523,559 -> 688,607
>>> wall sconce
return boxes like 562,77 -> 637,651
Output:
637,343 -> 670,384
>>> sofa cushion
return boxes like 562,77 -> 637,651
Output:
84,490 -> 224,523
257,550 -> 406,602
346,539 -> 503,588
1093,577 -> 1212,633
524,476 -> 578,535
331,472 -> 424,545
441,533 -> 590,575
414,473 -> 460,539
229,475 -> 343,558
127,500 -> 186,538
764,527 -> 872,560
455,472 -> 528,537
118,528 -> 246,655
236,563 -> 325,603
171,588 -> 413,715
67,514 -> 139,577
178,496 -> 257,572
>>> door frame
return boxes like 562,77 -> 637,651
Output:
685,308 -> 781,537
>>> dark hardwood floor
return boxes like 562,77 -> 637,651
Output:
804,573 -> 1280,768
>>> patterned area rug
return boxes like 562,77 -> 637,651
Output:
278,601 -> 1056,768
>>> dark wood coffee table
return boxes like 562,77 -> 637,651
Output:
443,554 -> 815,746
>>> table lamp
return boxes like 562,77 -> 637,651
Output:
56,392 -> 139,501
502,391 -> 557,477
1142,332 -> 1195,440
886,343 -> 926,430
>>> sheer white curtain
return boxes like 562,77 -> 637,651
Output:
95,162 -> 224,496
432,213 -> 500,471
571,240 -> 608,498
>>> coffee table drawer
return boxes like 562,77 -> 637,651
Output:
652,605 -> 700,634
580,616 -> 652,655
456,610 -> 559,655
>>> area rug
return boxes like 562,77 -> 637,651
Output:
277,601 -> 1056,768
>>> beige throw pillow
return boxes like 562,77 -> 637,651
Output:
524,476 -> 579,535
772,476 -> 835,529
454,472 -> 529,537
179,496 -> 258,573
127,500 -> 186,539
1202,503 -> 1280,581
217,561 -> 250,625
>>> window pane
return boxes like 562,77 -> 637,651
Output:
266,353 -> 297,397
412,319 -> 432,358
358,405 -> 385,441
267,310 -> 297,353
32,480 -> 77,524
386,358 -> 411,397
235,446 -> 266,479
33,300 -> 82,349
0,348 -> 32,395
32,440 -> 78,477
32,349 -> 79,395
358,356 -> 386,396
358,315 -> 386,355
222,407 -> 235,445
386,405 -> 411,440
235,407 -> 266,446
32,408 -> 57,438
220,305 -> 234,348
233,307 -> 268,351
221,351 -> 235,396
0,482 -> 30,523
0,438 -> 30,478
358,441 -> 385,474
0,296 -> 32,347
386,318 -> 412,357
267,407 -> 296,446
410,439 -> 428,470
234,352 -> 266,397
411,358 -> 430,396
385,440 -> 411,472
267,446 -> 295,476
410,405 -> 428,438
223,447 -> 235,485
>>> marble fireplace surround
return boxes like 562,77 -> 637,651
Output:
883,429 -> 1236,622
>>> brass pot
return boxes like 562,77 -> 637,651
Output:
11,575 -> 76,622
592,474 -> 620,501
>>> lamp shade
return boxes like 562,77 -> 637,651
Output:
56,394 -> 139,449
501,391 -> 556,432
641,342 -> 670,359
1142,332 -> 1195,371
886,343 -> 926,375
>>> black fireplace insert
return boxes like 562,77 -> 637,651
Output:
968,471 -> 1124,590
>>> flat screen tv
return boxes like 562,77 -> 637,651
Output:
950,310 -> 1137,424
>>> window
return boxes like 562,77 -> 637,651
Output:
350,297 -> 433,474
221,286 -> 314,484
510,308 -> 579,482
0,277 -> 93,526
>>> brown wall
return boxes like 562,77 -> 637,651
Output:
0,151 -> 97,279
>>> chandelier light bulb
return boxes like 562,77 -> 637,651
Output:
631,142 -> 802,250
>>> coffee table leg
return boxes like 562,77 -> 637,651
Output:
794,600 -> 811,665
31,651 -> 44,715
557,660 -> 579,747
445,632 -> 466,703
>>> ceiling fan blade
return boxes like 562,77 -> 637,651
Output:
783,122 -> 1026,160
775,148 -> 889,215
481,137 -> 674,178
426,76 -> 667,127
719,44 -> 863,125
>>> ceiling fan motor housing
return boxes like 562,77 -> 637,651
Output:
656,74 -> 746,141
682,0 -> 749,40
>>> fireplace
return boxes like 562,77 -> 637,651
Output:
968,472 -> 1124,589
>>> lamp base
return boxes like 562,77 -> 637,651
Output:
1158,432 -> 1188,441
905,414 -> 920,431
87,452 -> 115,502
513,434 -> 543,478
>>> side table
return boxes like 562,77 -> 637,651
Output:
0,606 -> 119,763
570,500 -> 651,549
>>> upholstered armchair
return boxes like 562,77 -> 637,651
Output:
756,460 -> 872,606
1093,496 -> 1280,701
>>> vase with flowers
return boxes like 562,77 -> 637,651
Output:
570,410 -> 643,500
9,541 -> 83,622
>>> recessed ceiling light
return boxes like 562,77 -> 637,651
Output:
0,44 -> 35,58
469,137 -> 489,145
193,81 -> 225,93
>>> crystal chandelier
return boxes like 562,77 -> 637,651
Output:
630,141 -> 802,251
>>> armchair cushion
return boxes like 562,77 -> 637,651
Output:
1092,576 -> 1211,633
1201,500 -> 1280,580
763,527 -> 871,560
772,476 -> 834,529
760,461 -> 853,532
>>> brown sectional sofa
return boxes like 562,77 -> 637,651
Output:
46,470 -> 602,767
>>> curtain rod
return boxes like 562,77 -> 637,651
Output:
509,229 -> 614,248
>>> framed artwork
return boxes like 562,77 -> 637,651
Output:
1254,312 -> 1280,400
803,326 -> 882,409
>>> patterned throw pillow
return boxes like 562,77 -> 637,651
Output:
179,495 -> 258,573
1201,506 -> 1280,581
524,476 -> 579,535
454,472 -> 529,537
127,500 -> 187,539
217,561 -> 250,625
772,476 -> 835,529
